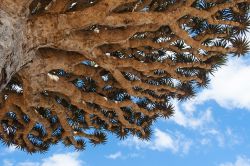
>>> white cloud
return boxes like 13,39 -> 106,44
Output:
5,145 -> 17,153
0,145 -> 18,155
150,128 -> 178,152
3,160 -> 13,166
106,151 -> 123,160
200,138 -> 210,145
171,100 -> 214,129
185,58 -> 250,111
225,128 -> 242,146
199,126 -> 242,148
120,136 -> 150,150
41,152 -> 83,166
6,152 -> 84,166
121,128 -> 192,154
105,151 -> 142,160
17,162 -> 40,166
219,156 -> 250,166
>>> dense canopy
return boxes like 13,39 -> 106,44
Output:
0,0 -> 249,153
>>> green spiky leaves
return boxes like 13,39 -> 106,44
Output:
89,131 -> 107,146
231,37 -> 250,56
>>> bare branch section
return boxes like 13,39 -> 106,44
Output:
0,0 -> 249,153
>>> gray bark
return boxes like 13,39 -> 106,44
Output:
0,9 -> 34,91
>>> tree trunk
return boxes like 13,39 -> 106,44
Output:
0,7 -> 34,91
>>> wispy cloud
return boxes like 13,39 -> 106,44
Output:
5,145 -> 17,153
171,100 -> 214,129
3,160 -> 13,166
40,152 -> 84,166
150,128 -> 179,152
3,152 -> 84,166
17,162 -> 39,166
106,151 -> 123,160
219,156 -> 250,166
105,151 -> 142,160
0,145 -> 18,156
121,128 -> 192,154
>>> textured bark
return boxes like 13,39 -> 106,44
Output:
0,0 -> 249,153
0,8 -> 35,91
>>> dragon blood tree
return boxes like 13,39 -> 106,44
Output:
0,0 -> 249,153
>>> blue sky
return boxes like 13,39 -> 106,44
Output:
1,52 -> 250,166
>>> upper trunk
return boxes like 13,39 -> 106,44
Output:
0,8 -> 34,91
